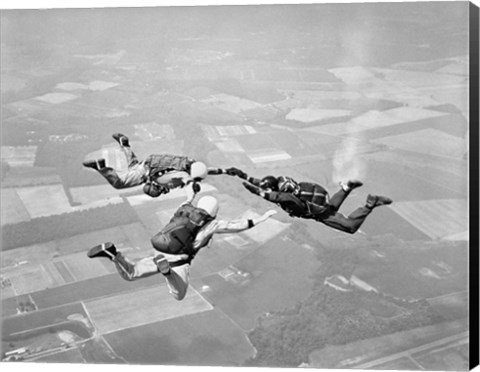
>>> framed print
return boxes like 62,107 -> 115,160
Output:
1,1 -> 479,370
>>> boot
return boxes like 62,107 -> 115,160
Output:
82,158 -> 106,171
154,254 -> 171,276
87,242 -> 117,259
340,180 -> 363,192
112,133 -> 130,147
366,194 -> 393,209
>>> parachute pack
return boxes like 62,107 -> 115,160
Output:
150,203 -> 214,257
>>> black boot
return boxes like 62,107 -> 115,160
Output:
366,194 -> 393,208
340,180 -> 363,192
87,242 -> 117,259
154,254 -> 171,276
112,133 -> 130,147
83,158 -> 106,171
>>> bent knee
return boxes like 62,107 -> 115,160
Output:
345,226 -> 358,234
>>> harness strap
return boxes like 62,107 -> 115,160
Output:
169,257 -> 192,267
304,202 -> 315,218
148,167 -> 173,181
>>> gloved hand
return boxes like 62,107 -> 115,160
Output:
192,181 -> 201,194
226,167 -> 247,179
143,182 -> 169,198
243,182 -> 261,195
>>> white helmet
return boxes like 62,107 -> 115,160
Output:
197,195 -> 219,217
190,161 -> 208,181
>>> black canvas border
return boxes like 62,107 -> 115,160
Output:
470,1 -> 480,370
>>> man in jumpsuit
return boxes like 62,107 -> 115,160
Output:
226,168 -> 392,234
87,183 -> 276,300
83,133 -> 229,197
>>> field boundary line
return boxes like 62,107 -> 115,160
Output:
355,331 -> 469,369
3,281 -> 168,321
427,290 -> 468,301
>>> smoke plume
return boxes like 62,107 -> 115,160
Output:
332,136 -> 367,184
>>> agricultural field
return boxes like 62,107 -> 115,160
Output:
105,308 -> 254,365
84,286 -> 213,335
0,188 -> 31,225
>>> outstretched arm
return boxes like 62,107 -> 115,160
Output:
180,182 -> 200,206
208,167 -> 258,184
192,209 -> 277,250
226,167 -> 261,186
214,209 -> 277,234
207,167 -> 226,175
243,182 -> 270,199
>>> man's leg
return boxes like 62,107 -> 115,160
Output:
121,146 -> 140,168
83,133 -> 145,189
87,242 -> 159,281
329,180 -> 364,211
154,256 -> 190,301
112,133 -> 140,169
83,156 -> 146,189
89,164 -> 145,189
83,158 -> 125,188
112,133 -> 148,185
319,207 -> 372,234
318,194 -> 392,234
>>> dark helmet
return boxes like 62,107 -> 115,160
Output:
259,176 -> 279,191
277,176 -> 299,193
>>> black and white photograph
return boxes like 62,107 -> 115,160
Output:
1,0 -> 478,370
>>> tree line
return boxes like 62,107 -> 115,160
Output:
245,286 -> 442,367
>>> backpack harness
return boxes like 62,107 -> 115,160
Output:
150,203 -> 214,266
144,154 -> 194,182
278,177 -> 330,217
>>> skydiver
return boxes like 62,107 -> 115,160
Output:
82,133 -> 229,197
225,167 -> 392,234
87,182 -> 277,301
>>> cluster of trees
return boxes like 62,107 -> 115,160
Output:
2,202 -> 138,251
16,295 -> 37,314
246,286 -> 441,367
